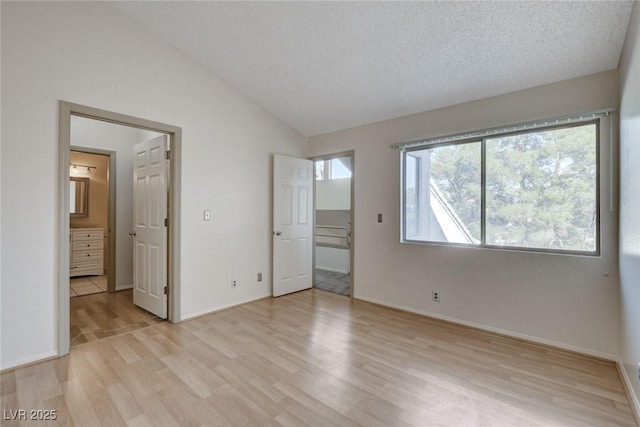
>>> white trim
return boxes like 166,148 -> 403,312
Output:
355,295 -> 619,361
617,358 -> 640,423
1,351 -> 58,372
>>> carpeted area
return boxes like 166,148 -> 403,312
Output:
315,269 -> 350,296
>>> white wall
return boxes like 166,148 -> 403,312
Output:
619,1 -> 640,412
316,247 -> 350,274
0,2 -> 305,369
316,178 -> 351,210
309,70 -> 620,358
0,4 -> 3,353
71,116 -> 163,291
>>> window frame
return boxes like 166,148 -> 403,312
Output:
401,119 -> 601,256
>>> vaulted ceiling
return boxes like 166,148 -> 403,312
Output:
112,1 -> 633,137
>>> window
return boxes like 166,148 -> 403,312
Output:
404,142 -> 481,244
315,158 -> 352,180
402,121 -> 599,255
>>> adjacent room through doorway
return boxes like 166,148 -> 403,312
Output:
69,150 -> 110,298
313,155 -> 352,296
68,114 -> 170,346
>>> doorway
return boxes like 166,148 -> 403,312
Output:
69,149 -> 112,298
58,101 -> 182,355
312,152 -> 354,297
68,120 -> 168,346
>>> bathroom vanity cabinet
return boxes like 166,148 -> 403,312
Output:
70,228 -> 104,277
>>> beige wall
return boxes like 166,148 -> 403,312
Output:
309,70 -> 620,358
619,0 -> 640,413
70,151 -> 109,272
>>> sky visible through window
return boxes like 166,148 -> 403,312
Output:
316,158 -> 351,180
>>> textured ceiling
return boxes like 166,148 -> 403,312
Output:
112,1 -> 633,137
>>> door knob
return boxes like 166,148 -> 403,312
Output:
273,231 -> 282,236
129,231 -> 136,236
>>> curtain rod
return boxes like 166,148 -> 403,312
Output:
391,108 -> 615,150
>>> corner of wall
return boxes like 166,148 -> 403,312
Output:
618,0 -> 640,419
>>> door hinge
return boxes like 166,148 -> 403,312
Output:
164,286 -> 169,295
165,150 -> 171,160
164,218 -> 169,227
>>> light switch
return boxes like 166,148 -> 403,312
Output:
204,210 -> 211,221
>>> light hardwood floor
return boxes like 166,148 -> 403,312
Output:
70,289 -> 165,345
2,289 -> 637,426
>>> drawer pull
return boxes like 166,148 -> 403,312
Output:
87,234 -> 91,237
87,254 -> 91,257
87,244 -> 90,247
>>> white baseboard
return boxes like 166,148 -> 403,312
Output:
616,358 -> 640,424
354,295 -> 619,362
181,294 -> 270,322
1,350 -> 58,372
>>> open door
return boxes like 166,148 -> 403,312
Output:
132,135 -> 168,318
273,155 -> 314,297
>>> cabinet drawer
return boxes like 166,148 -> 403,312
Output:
71,249 -> 102,263
70,262 -> 103,277
72,240 -> 102,251
72,230 -> 103,241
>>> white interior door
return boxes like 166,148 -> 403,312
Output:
133,135 -> 168,318
273,155 -> 314,297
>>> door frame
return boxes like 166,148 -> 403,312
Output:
310,150 -> 355,297
69,147 -> 117,293
58,101 -> 182,356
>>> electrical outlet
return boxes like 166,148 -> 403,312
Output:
204,210 -> 211,221
432,290 -> 440,302
232,280 -> 237,288
257,272 -> 262,282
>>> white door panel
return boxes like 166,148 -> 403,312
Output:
133,135 -> 168,318
273,155 -> 313,297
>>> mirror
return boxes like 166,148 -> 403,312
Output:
70,177 -> 89,217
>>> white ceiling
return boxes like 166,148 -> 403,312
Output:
112,1 -> 633,137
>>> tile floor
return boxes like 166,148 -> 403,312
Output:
70,274 -> 107,297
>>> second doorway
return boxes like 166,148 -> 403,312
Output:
313,153 -> 353,296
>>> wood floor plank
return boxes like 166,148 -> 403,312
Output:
105,382 -> 144,423
1,289 -> 637,426
70,289 -> 165,346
